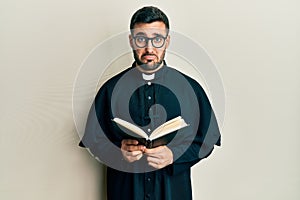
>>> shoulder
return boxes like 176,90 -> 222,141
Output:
165,66 -> 206,95
102,67 -> 133,89
94,67 -> 133,101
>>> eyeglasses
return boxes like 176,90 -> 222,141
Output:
132,35 -> 168,48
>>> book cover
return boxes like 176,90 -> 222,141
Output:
112,116 -> 189,148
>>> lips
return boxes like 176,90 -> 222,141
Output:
142,55 -> 156,60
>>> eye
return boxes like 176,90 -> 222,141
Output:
153,37 -> 163,43
136,36 -> 146,43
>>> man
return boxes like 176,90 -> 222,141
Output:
80,6 -> 221,200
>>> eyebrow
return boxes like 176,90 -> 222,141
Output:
134,32 -> 165,37
135,32 -> 146,36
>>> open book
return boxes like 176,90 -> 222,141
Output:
112,116 -> 189,148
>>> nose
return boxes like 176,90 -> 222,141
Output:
145,40 -> 154,52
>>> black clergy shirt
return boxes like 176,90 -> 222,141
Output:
80,62 -> 221,200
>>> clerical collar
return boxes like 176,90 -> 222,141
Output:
142,73 -> 155,80
131,60 -> 167,81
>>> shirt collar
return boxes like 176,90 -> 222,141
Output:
142,73 -> 155,80
132,60 -> 167,81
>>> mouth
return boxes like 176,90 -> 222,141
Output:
142,55 -> 156,61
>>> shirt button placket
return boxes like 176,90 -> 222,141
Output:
146,193 -> 151,199
145,175 -> 152,200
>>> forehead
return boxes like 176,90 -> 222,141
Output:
132,21 -> 168,36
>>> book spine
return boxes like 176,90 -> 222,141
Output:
145,139 -> 152,149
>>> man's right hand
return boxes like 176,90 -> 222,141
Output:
121,139 -> 145,162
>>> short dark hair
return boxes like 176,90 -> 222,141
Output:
130,6 -> 169,32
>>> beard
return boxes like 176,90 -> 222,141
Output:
133,49 -> 166,72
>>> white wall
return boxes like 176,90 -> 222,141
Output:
0,0 -> 299,199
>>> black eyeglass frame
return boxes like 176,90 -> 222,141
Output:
132,35 -> 168,48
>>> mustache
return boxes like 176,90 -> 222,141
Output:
142,53 -> 158,58
142,54 -> 157,57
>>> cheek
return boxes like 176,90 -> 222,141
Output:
156,50 -> 165,58
135,49 -> 144,57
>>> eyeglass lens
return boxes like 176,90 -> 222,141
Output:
134,36 -> 166,48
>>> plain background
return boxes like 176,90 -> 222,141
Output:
1,0 -> 299,199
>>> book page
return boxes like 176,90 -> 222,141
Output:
112,118 -> 148,139
150,116 -> 189,140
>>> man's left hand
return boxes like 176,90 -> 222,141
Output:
144,146 -> 173,169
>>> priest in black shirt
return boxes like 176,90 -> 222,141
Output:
80,6 -> 221,200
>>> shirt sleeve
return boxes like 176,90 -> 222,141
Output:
78,84 -> 127,167
167,77 -> 221,176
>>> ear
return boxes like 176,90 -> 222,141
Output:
165,35 -> 170,48
129,34 -> 134,49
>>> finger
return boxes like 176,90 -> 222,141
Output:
135,153 -> 143,160
122,150 -> 143,162
146,156 -> 163,165
145,153 -> 161,160
121,139 -> 144,151
144,146 -> 164,154
146,152 -> 172,166
128,151 -> 143,162
147,157 -> 170,169
124,145 -> 145,152
148,162 -> 161,169
122,139 -> 139,145
147,159 -> 166,169
128,150 -> 143,157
